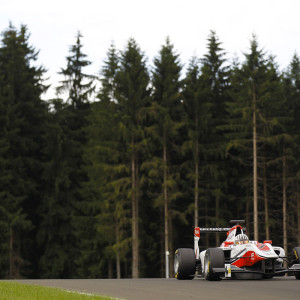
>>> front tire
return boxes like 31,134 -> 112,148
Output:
174,248 -> 196,280
293,247 -> 300,280
204,248 -> 225,281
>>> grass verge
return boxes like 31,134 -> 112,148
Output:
0,281 -> 116,300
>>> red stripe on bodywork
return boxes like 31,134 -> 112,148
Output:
232,251 -> 265,267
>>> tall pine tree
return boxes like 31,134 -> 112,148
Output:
38,31 -> 95,278
198,31 -> 229,245
182,57 -> 211,229
0,23 -> 47,278
151,37 -> 183,277
115,38 -> 150,278
227,35 -> 286,241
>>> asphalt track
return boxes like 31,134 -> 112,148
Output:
14,277 -> 300,300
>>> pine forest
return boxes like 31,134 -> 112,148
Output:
0,23 -> 300,279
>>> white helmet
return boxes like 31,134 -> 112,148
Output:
235,234 -> 249,245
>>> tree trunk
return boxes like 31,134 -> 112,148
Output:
108,259 -> 113,279
263,162 -> 270,240
9,226 -> 14,279
252,82 -> 258,241
135,160 -> 139,273
216,192 -> 220,246
283,155 -> 287,267
116,221 -> 121,279
131,135 -> 139,278
169,218 -> 174,277
160,207 -> 164,277
163,127 -> 169,278
205,202 -> 209,249
194,117 -> 199,228
297,181 -> 300,246
246,201 -> 250,237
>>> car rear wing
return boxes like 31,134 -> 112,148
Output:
197,228 -> 237,232
197,227 -> 247,233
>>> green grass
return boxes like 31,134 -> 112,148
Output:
0,281 -> 116,300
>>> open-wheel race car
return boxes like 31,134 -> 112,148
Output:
174,220 -> 300,280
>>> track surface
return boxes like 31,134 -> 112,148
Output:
14,277 -> 300,300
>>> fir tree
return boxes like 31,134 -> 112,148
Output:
283,54 -> 300,247
226,35 -> 286,241
38,98 -> 75,278
182,57 -> 211,229
151,37 -> 184,277
57,31 -> 96,107
38,31 -> 95,278
115,38 -> 150,278
84,44 -> 131,278
198,31 -> 229,245
0,23 -> 47,278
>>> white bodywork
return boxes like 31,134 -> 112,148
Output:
195,225 -> 285,272
199,242 -> 284,273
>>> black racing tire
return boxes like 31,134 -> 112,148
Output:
293,247 -> 300,280
174,248 -> 196,280
203,248 -> 225,281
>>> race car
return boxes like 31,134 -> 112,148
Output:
174,220 -> 300,280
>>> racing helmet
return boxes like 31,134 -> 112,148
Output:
235,234 -> 249,245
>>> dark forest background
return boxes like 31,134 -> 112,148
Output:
0,23 -> 300,279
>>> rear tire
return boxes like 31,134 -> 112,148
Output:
204,248 -> 225,281
293,247 -> 300,280
174,248 -> 196,280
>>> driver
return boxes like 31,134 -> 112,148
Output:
235,234 -> 249,245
